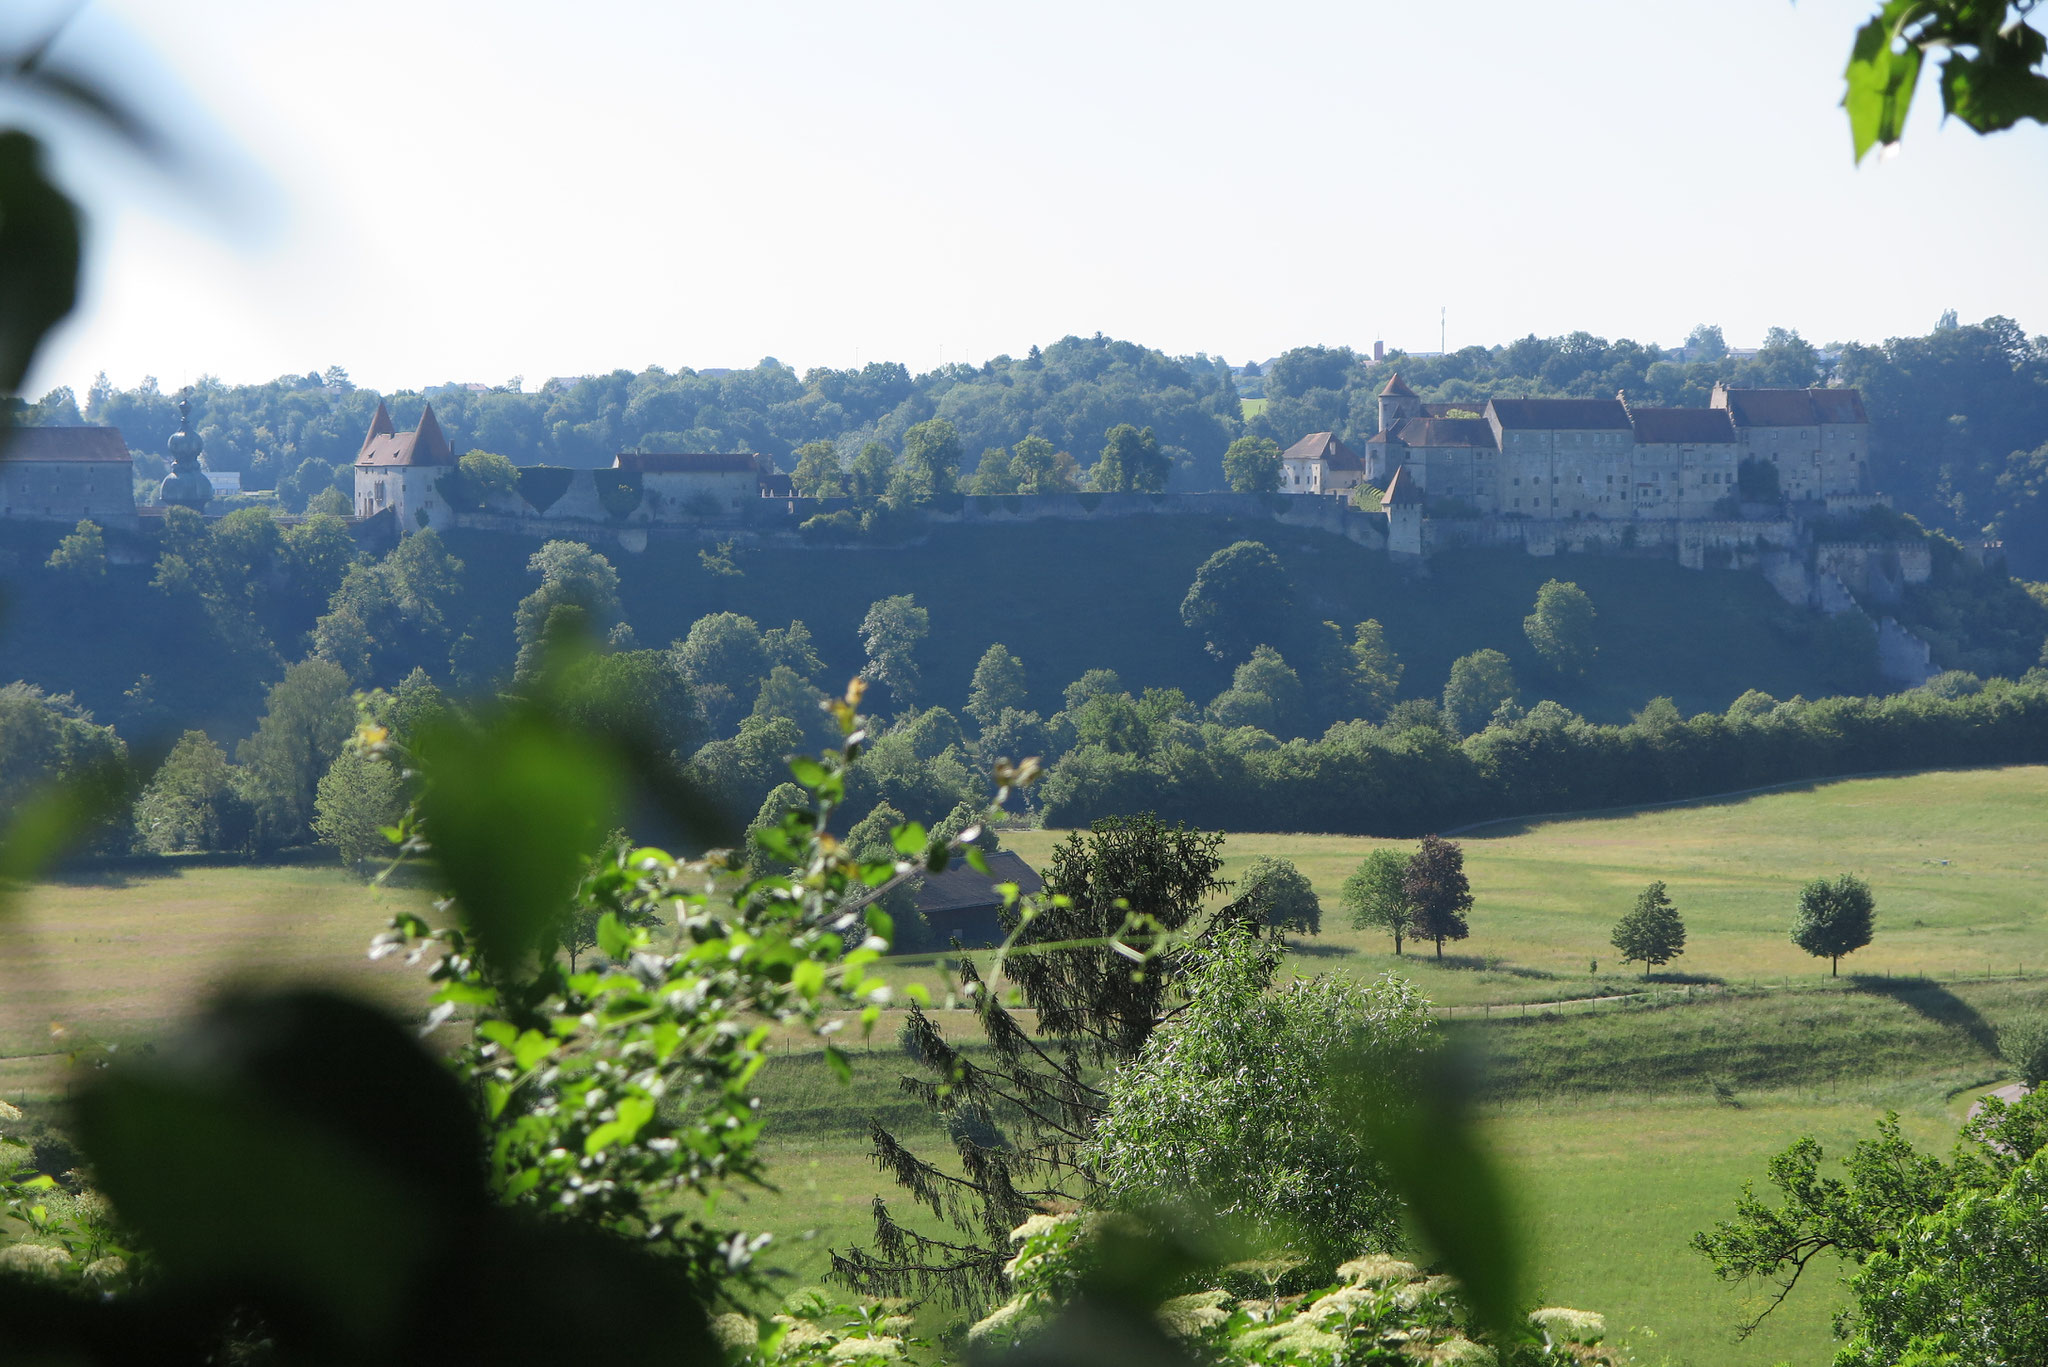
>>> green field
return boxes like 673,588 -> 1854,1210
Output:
1008,763 -> 2048,999
3,767 -> 2043,1365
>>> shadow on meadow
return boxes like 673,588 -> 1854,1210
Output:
1848,974 -> 2002,1054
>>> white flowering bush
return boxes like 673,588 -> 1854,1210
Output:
973,1214 -> 1619,1367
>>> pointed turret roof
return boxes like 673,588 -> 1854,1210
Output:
413,403 -> 452,464
1381,464 -> 1422,508
1379,373 -> 1417,398
356,401 -> 455,467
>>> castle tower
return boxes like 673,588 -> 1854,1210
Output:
1378,373 -> 1423,433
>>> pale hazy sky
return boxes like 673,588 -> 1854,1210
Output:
8,0 -> 2047,397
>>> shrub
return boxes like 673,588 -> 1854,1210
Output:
2001,1015 -> 2048,1087
515,465 -> 575,514
593,471 -> 643,520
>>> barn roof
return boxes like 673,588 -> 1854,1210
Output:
909,850 -> 1044,915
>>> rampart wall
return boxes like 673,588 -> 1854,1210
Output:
450,489 -> 1391,552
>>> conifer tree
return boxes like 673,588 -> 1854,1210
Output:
833,813 -> 1232,1308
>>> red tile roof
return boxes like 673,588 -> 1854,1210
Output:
1,426 -> 131,463
1716,388 -> 1867,428
357,403 -> 454,467
1486,398 -> 1633,430
1720,390 -> 1820,427
1629,408 -> 1737,444
614,452 -> 758,474
1379,373 -> 1417,397
1807,389 -> 1868,423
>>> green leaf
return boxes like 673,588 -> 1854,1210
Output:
0,758 -> 132,899
787,756 -> 827,789
965,845 -> 991,876
824,1044 -> 852,1083
72,992 -> 472,1352
863,906 -> 895,946
595,910 -> 635,962
890,822 -> 928,857
1349,1046 -> 1522,1344
415,709 -> 621,975
583,1095 -> 656,1155
1940,37 -> 2048,134
0,132 -> 81,395
511,1029 -> 558,1073
1843,3 -> 1925,162
792,959 -> 826,1000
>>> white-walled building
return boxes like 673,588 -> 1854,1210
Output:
355,401 -> 456,530
1331,372 -> 1869,522
1278,431 -> 1367,496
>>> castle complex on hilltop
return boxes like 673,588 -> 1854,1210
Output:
352,400 -> 770,532
1280,375 -> 1870,519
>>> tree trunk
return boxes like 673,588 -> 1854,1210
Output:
1435,937 -> 1443,960
1832,956 -> 1839,977
1394,930 -> 1403,956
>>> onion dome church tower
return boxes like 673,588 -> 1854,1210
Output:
157,396 -> 213,511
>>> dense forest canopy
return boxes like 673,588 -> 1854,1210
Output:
23,315 -> 2048,570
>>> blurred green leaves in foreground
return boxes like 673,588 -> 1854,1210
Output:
1845,1 -> 2048,161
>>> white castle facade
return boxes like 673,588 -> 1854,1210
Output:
1280,376 -> 1870,522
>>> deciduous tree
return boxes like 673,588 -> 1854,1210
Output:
1441,649 -> 1517,733
966,643 -> 1029,732
1523,579 -> 1597,676
45,518 -> 106,578
1610,880 -> 1686,974
859,594 -> 928,707
1403,834 -> 1472,959
1092,423 -> 1168,493
1225,855 -> 1322,936
1343,847 -> 1414,955
236,658 -> 357,849
1180,539 -> 1293,662
1222,435 -> 1282,493
513,541 -> 623,681
1089,933 -> 1430,1271
1792,873 -> 1875,975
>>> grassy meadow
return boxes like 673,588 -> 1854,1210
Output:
1007,763 -> 2048,1002
2,765 -> 2043,1365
